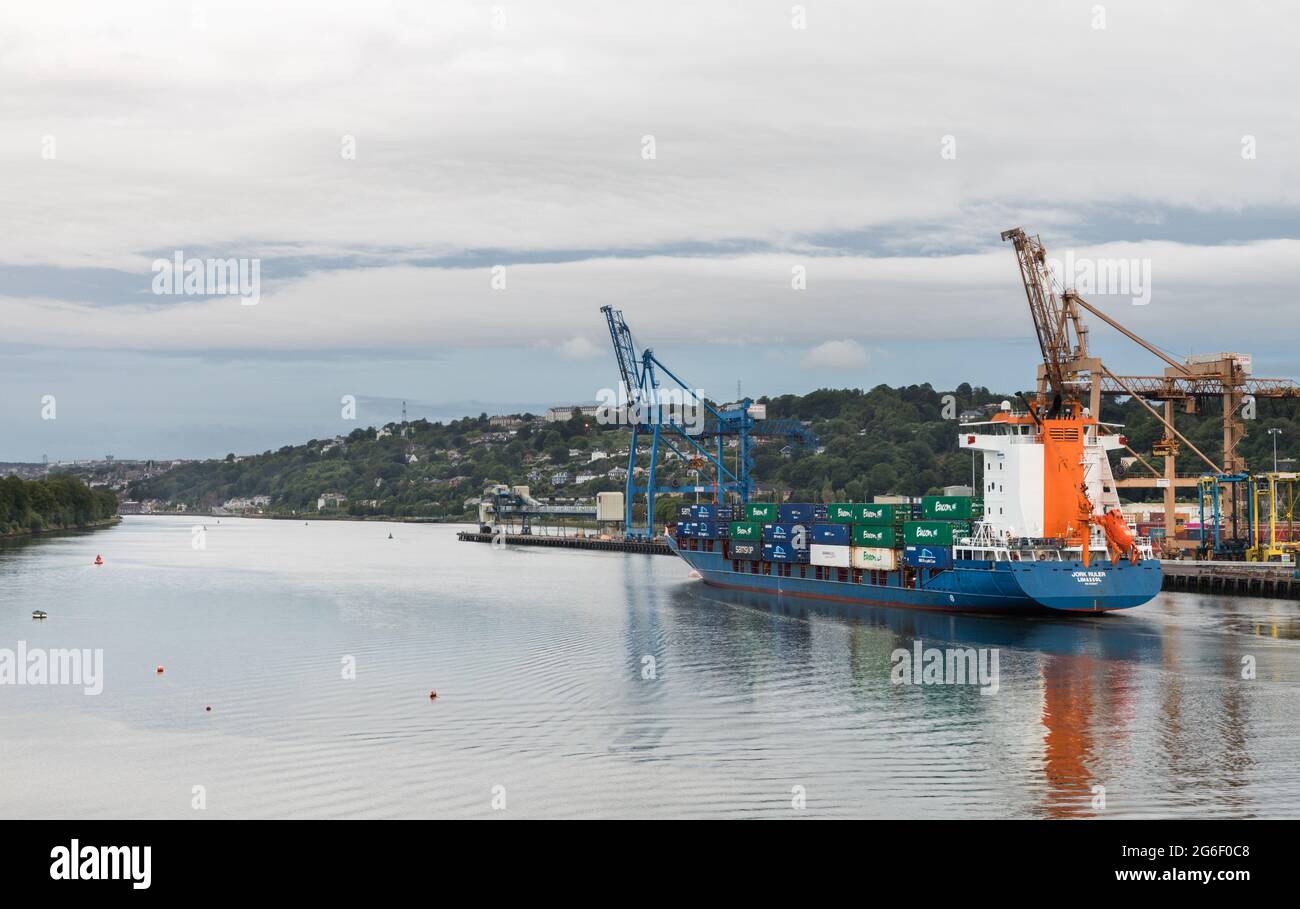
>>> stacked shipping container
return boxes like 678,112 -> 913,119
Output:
675,496 -> 980,574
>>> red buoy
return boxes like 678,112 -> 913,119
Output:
429,690 -> 437,700
94,555 -> 104,566
156,665 -> 165,674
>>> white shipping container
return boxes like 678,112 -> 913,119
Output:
810,544 -> 851,568
852,547 -> 897,570
596,491 -> 625,522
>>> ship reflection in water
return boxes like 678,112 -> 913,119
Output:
2,516 -> 1298,818
668,582 -> 1295,819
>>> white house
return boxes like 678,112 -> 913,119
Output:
317,492 -> 347,510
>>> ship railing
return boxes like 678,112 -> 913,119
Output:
1011,536 -> 1067,549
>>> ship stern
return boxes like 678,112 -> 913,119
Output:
1009,558 -> 1162,612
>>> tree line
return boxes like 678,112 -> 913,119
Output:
0,474 -> 119,536
125,383 -> 1300,520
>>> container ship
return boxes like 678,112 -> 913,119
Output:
668,399 -> 1161,614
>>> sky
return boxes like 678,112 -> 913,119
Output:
2,0 -> 1298,460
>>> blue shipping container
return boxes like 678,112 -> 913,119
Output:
778,503 -> 816,523
677,505 -> 694,520
761,522 -> 808,545
688,504 -> 716,521
679,521 -> 715,537
763,543 -> 810,563
715,505 -> 735,522
813,504 -> 829,520
903,544 -> 953,569
812,523 -> 850,545
730,541 -> 761,560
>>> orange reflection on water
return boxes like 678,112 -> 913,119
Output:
1039,650 -> 1137,818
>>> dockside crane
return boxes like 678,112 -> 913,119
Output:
600,305 -> 818,540
1001,227 -> 1300,552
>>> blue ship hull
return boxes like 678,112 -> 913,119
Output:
667,538 -> 1161,614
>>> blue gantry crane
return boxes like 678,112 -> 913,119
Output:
600,306 -> 817,539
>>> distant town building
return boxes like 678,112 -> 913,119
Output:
551,471 -> 573,486
221,495 -> 271,512
547,405 -> 601,422
317,492 -> 347,510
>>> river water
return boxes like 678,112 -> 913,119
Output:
1,515 -> 1297,818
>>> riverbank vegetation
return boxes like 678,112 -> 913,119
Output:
0,475 -> 119,537
124,383 -> 1300,519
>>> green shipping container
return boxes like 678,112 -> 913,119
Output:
922,496 -> 976,520
729,521 -> 761,540
857,503 -> 905,525
825,503 -> 858,523
744,503 -> 777,522
904,521 -> 955,546
853,524 -> 902,547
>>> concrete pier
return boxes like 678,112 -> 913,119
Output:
1160,559 -> 1300,598
457,530 -> 672,555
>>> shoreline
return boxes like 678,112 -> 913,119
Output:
0,515 -> 122,542
126,511 -> 468,525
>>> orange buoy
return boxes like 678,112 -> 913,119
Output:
94,555 -> 104,566
429,690 -> 437,700
156,665 -> 165,674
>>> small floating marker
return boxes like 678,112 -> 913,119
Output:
429,690 -> 438,700
205,705 -> 212,712
156,665 -> 165,674
94,555 -> 104,566
388,533 -> 394,539
32,610 -> 48,620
